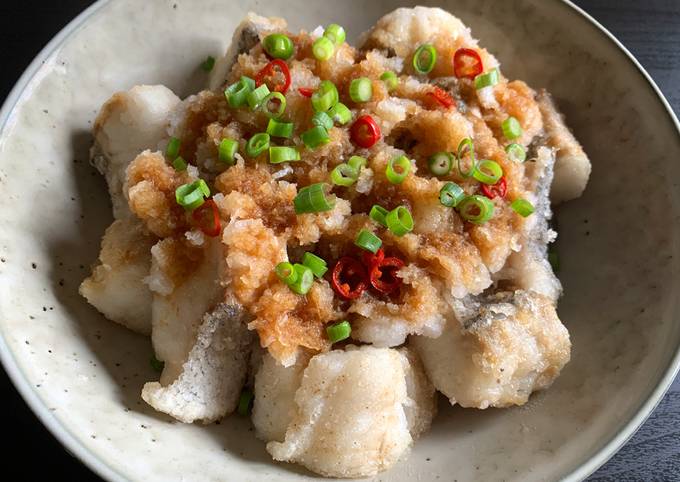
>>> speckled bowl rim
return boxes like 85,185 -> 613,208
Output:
0,1 -> 678,481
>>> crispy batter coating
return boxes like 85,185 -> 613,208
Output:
264,345 -> 435,478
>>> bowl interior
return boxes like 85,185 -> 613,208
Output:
1,0 -> 679,480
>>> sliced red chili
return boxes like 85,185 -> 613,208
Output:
369,256 -> 405,295
480,176 -> 507,199
255,59 -> 291,94
192,199 -> 221,237
350,115 -> 381,148
298,87 -> 314,97
453,48 -> 483,79
427,86 -> 455,109
331,257 -> 368,300
362,248 -> 385,270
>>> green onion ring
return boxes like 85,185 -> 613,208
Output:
331,163 -> 358,186
269,146 -> 300,164
289,263 -> 314,294
266,118 -> 294,138
413,44 -> 437,74
245,133 -> 270,157
302,252 -> 328,278
505,143 -> 526,162
260,91 -> 287,118
225,76 -> 255,108
323,24 -> 346,46
218,138 -> 238,165
386,155 -> 411,184
456,137 -> 477,178
263,33 -> 294,60
458,195 -> 495,224
428,152 -> 453,176
328,102 -> 351,125
369,205 -> 389,226
313,36 -> 335,61
510,198 -> 535,217
386,206 -> 414,236
326,320 -> 351,343
473,159 -> 503,185
275,261 -> 298,284
474,68 -> 499,90
349,77 -> 372,103
293,183 -> 336,214
439,182 -> 466,208
354,229 -> 382,253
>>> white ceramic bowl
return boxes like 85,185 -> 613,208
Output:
1,0 -> 679,480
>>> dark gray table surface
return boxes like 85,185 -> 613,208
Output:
0,1 -> 678,480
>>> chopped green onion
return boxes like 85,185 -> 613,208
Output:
266,118 -> 294,138
474,68 -> 499,89
348,155 -> 366,172
313,36 -> 335,61
458,195 -> 495,224
510,198 -> 534,217
439,182 -> 466,208
355,229 -> 382,253
413,44 -> 437,74
269,146 -> 300,164
331,163 -> 358,186
323,24 -> 346,46
302,252 -> 328,278
201,55 -> 215,72
473,159 -> 503,185
302,125 -> 330,149
218,138 -> 238,165
289,263 -> 314,295
150,354 -> 164,372
311,80 -> 339,112
246,84 -> 270,110
275,261 -> 298,285
456,137 -> 476,178
326,320 -> 351,343
225,76 -> 255,108
328,102 -> 351,125
172,156 -> 187,171
260,92 -> 287,118
237,389 -> 253,416
311,111 -> 333,130
386,206 -> 414,236
386,155 -> 411,184
502,116 -> 522,140
349,77 -> 372,103
505,143 -> 526,162
369,205 -> 389,226
245,133 -> 270,157
166,137 -> 181,159
380,71 -> 398,91
175,179 -> 210,211
428,152 -> 453,176
263,33 -> 294,60
548,247 -> 560,272
294,183 -> 335,214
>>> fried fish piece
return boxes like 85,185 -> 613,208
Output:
91,85 -> 180,219
537,90 -> 592,204
208,13 -> 287,92
79,218 -> 155,335
147,236 -> 226,385
412,290 -> 570,408
264,345 -> 435,478
500,146 -> 562,302
251,351 -> 310,443
142,303 -> 252,423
